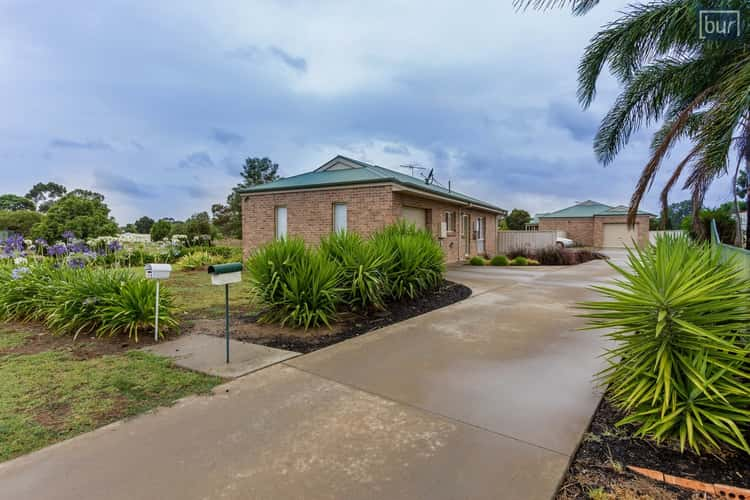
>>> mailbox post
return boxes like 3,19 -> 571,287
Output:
207,263 -> 242,363
144,264 -> 172,341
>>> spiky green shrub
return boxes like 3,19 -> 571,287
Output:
246,237 -> 307,305
372,226 -> 445,300
580,236 -> 750,454
247,238 -> 341,328
490,255 -> 509,266
319,231 -> 389,311
175,250 -> 225,271
97,278 -> 178,341
469,256 -> 486,266
510,256 -> 528,266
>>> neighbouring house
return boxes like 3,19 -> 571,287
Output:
240,155 -> 505,263
538,200 -> 654,248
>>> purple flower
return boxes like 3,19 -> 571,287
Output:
67,257 -> 86,269
34,238 -> 48,248
11,267 -> 30,280
107,240 -> 122,252
48,243 -> 68,256
62,231 -> 76,241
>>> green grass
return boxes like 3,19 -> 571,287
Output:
128,267 -> 255,320
0,329 -> 29,350
0,349 -> 221,462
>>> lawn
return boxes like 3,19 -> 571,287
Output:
0,324 -> 222,462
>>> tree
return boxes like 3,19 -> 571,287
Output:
505,209 -> 531,230
185,211 -> 216,245
239,157 -> 280,187
134,216 -> 155,234
0,194 -> 35,211
0,210 -> 43,236
666,200 -> 692,230
150,220 -> 172,242
25,182 -> 67,211
216,157 -> 282,239
521,1 -> 750,246
30,192 -> 118,241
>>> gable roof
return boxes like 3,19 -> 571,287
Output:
538,200 -> 654,218
239,155 -> 505,213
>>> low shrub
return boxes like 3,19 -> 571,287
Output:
0,263 -> 176,341
527,258 -> 540,265
580,236 -> 750,454
510,256 -> 528,266
175,248 -> 240,271
469,256 -> 486,266
320,231 -> 388,311
246,237 -> 307,305
533,246 -> 567,265
372,225 -> 445,300
489,255 -> 509,266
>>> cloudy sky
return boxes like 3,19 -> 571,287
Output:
0,0 -> 735,224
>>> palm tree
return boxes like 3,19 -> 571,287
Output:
516,0 -> 750,247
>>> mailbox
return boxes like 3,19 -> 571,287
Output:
145,263 -> 172,280
207,262 -> 242,285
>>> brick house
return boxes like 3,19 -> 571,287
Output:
538,200 -> 653,248
240,155 -> 505,263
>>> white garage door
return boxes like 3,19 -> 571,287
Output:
401,206 -> 426,230
602,223 -> 638,248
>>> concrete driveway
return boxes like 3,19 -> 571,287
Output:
0,259 -> 618,500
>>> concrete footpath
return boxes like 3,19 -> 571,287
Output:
0,260 -> 618,500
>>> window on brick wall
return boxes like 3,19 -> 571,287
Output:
444,211 -> 456,232
275,206 -> 287,239
333,203 -> 347,232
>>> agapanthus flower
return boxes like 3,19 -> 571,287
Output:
107,240 -> 122,252
62,231 -> 76,241
11,267 -> 30,280
13,256 -> 27,265
67,257 -> 86,269
48,243 -> 68,256
34,238 -> 48,247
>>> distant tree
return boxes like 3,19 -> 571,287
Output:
25,182 -> 67,212
666,200 -> 692,231
134,216 -> 155,234
67,189 -> 105,202
216,156 -> 282,239
0,194 -> 35,211
0,210 -> 44,236
681,205 -> 737,243
737,170 -> 748,199
185,212 -> 217,245
150,220 -> 172,242
239,157 -> 280,187
123,223 -> 138,233
30,191 -> 118,241
505,209 -> 531,230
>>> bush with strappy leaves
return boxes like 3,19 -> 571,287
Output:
580,236 -> 750,454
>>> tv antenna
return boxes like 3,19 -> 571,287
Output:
398,163 -> 426,177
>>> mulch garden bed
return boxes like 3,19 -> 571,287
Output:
195,280 -> 472,354
557,396 -> 750,499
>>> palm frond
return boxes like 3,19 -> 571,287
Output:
513,0 -> 599,15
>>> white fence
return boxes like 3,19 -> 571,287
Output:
649,230 -> 685,244
496,230 -> 558,254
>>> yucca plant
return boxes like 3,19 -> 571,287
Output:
319,231 -> 389,310
246,237 -> 307,305
372,227 -> 445,300
259,250 -> 342,329
97,278 -> 178,341
581,235 -> 750,453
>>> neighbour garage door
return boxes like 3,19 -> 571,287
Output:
401,206 -> 426,230
602,223 -> 638,247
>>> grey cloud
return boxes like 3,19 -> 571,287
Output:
94,170 -> 151,198
547,101 -> 600,142
383,144 -> 410,155
229,45 -> 307,73
211,128 -> 244,145
178,151 -> 214,169
268,46 -> 307,72
49,139 -> 112,151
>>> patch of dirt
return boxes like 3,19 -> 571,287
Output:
190,280 -> 472,354
556,397 -> 750,499
0,321 -> 180,359
33,401 -> 72,431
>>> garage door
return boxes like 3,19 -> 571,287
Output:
602,223 -> 637,247
401,206 -> 426,230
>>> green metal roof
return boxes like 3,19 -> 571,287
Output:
538,200 -> 654,218
239,155 -> 505,213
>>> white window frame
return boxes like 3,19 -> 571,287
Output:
333,202 -> 347,232
444,211 -> 456,232
275,206 -> 287,240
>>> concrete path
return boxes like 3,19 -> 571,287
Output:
143,334 -> 299,378
0,259 -> 618,500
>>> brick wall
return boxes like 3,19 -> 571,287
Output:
538,218 -> 595,246
241,185 -> 395,256
392,192 -> 498,262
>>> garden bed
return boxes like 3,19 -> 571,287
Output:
191,280 -> 471,353
556,396 -> 750,499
